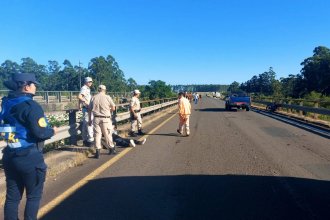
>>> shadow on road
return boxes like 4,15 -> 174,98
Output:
195,108 -> 227,112
147,133 -> 179,137
40,175 -> 330,220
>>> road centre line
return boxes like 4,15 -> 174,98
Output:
37,112 -> 178,218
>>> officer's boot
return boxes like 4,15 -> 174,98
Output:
109,146 -> 117,155
129,131 -> 138,137
138,129 -> 145,135
95,149 -> 100,159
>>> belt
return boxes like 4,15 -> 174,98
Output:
94,115 -> 111,118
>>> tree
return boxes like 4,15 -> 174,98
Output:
144,80 -> 174,100
127,78 -> 137,92
300,46 -> 330,95
61,60 -> 80,91
46,60 -> 61,90
0,60 -> 20,89
88,55 -> 127,92
258,67 -> 276,95
20,57 -> 48,89
227,81 -> 241,93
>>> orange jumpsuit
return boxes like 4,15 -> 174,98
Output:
178,96 -> 191,136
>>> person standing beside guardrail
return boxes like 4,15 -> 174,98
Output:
129,89 -> 145,137
88,85 -> 116,158
0,73 -> 57,220
78,77 -> 94,147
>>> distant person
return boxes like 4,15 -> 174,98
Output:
194,93 -> 199,104
177,92 -> 191,136
1,73 -> 57,220
89,85 -> 116,158
129,89 -> 146,137
78,77 -> 94,147
184,92 -> 193,102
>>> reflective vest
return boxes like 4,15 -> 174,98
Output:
0,96 -> 37,148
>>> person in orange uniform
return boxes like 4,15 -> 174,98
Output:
177,92 -> 191,136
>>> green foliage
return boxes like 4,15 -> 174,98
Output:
303,91 -> 323,100
172,84 -> 229,92
143,80 -> 176,100
127,78 -> 137,92
88,55 -> 127,92
47,115 -> 68,127
236,46 -> 330,98
227,81 -> 241,93
300,46 -> 330,95
240,67 -> 277,96
0,54 -> 131,93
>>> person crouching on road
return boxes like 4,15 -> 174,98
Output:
177,92 -> 191,136
1,73 -> 57,220
88,85 -> 116,158
129,89 -> 145,137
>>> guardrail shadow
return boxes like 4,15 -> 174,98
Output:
40,175 -> 330,220
254,109 -> 330,139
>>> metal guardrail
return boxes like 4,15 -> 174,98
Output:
0,99 -> 178,157
252,107 -> 330,138
0,90 -> 131,104
252,100 -> 330,116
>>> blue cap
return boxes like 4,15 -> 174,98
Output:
13,73 -> 40,85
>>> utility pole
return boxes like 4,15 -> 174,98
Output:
79,61 -> 82,88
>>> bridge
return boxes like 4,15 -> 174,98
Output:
0,96 -> 330,219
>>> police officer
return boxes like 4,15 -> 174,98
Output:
78,77 -> 94,147
0,73 -> 57,220
129,89 -> 145,137
88,85 -> 116,158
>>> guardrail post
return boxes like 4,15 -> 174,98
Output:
278,100 -> 283,111
59,91 -> 62,103
287,100 -> 292,113
68,109 -> 78,145
299,101 -> 304,116
313,101 -> 319,119
46,91 -> 49,104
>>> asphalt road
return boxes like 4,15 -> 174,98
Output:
4,97 -> 330,220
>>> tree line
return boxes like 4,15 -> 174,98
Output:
227,46 -> 330,98
172,84 -> 229,93
0,55 -> 175,100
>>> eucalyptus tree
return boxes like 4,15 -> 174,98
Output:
227,81 -> 241,93
300,46 -> 330,95
127,77 -> 138,92
144,80 -> 174,100
106,55 -> 127,92
0,60 -> 20,89
88,55 -> 127,92
20,57 -> 48,89
60,60 -> 80,91
46,60 -> 61,90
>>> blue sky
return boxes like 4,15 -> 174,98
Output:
1,0 -> 329,85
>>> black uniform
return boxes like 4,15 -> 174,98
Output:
2,91 -> 54,220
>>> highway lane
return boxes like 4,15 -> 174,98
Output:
6,97 -> 330,220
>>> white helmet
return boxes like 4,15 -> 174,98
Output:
84,77 -> 93,83
133,89 -> 141,94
